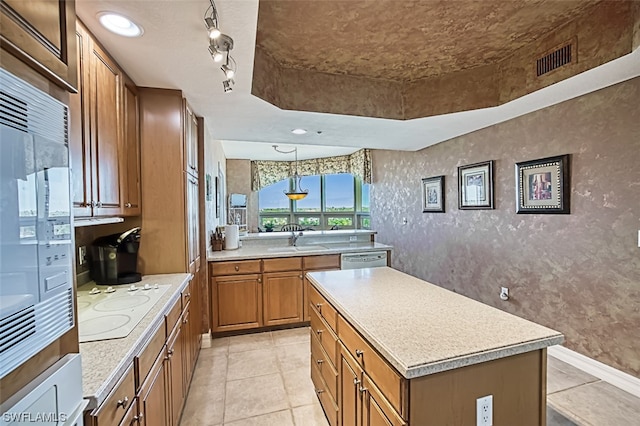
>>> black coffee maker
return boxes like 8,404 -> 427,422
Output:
90,227 -> 142,285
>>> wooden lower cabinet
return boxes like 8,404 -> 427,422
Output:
139,350 -> 168,426
211,274 -> 262,331
167,318 -> 185,426
340,346 -> 363,426
90,281 -> 201,426
263,271 -> 303,326
362,375 -> 406,426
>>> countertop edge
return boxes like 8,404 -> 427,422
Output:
308,272 -> 563,380
83,274 -> 192,410
207,243 -> 392,261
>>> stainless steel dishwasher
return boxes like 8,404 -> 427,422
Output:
340,251 -> 388,269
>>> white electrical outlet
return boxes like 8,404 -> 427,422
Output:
78,246 -> 87,266
476,395 -> 493,426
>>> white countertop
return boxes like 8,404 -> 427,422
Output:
208,241 -> 392,261
79,273 -> 191,410
307,267 -> 563,379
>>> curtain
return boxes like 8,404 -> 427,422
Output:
251,148 -> 372,191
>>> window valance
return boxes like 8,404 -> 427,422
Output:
251,148 -> 372,191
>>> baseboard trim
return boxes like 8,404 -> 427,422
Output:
201,332 -> 212,348
548,345 -> 640,398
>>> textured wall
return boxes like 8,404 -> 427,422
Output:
226,159 -> 258,232
371,78 -> 640,376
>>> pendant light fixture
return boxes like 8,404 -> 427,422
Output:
273,145 -> 308,200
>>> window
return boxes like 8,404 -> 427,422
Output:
258,173 -> 370,230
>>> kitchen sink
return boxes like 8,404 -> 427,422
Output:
266,246 -> 298,252
294,245 -> 327,251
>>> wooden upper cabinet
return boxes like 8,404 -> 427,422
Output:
70,24 -> 92,217
69,21 -> 138,218
122,77 -> 142,216
0,0 -> 78,91
184,102 -> 198,178
89,39 -> 122,216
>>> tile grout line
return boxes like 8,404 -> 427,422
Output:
547,378 -> 603,396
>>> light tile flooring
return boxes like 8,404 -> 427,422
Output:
180,328 -> 640,426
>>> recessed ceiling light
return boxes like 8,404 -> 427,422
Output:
291,128 -> 307,135
97,12 -> 143,37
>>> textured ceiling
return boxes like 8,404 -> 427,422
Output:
256,0 -> 601,81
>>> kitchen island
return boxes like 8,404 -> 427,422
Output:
306,267 -> 563,426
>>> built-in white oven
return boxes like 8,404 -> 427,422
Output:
0,67 -> 74,378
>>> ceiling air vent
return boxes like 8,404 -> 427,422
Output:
536,41 -> 574,77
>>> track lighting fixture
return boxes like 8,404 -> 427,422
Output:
204,0 -> 237,91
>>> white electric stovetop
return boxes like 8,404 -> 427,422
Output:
77,282 -> 169,343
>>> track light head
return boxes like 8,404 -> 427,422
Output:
204,17 -> 221,39
221,64 -> 235,79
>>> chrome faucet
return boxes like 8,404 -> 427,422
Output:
290,231 -> 303,246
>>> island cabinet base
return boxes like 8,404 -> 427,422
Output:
309,284 -> 550,426
408,349 -> 547,426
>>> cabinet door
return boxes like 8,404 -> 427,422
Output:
181,304 -> 193,391
69,24 -> 92,217
122,78 -> 141,216
89,39 -> 122,216
341,346 -> 363,426
263,271 -> 303,326
167,321 -> 185,426
362,375 -> 406,426
186,176 -> 200,273
0,0 -> 77,91
139,350 -> 169,426
184,102 -> 198,178
211,274 -> 262,332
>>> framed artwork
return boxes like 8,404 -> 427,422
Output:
205,173 -> 212,201
458,160 -> 494,209
215,176 -> 220,218
515,154 -> 570,214
422,176 -> 445,213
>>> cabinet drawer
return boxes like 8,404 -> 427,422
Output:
308,285 -> 337,333
211,260 -> 261,276
303,255 -> 340,271
310,305 -> 339,368
92,365 -> 136,426
181,281 -> 192,308
165,298 -> 182,337
263,257 -> 302,272
311,331 -> 338,400
338,315 -> 406,417
135,322 -> 165,391
311,358 -> 338,426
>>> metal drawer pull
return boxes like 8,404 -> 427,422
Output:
133,413 -> 144,421
316,329 -> 323,335
234,266 -> 239,271
183,317 -> 188,324
359,386 -> 367,394
315,389 -> 325,395
167,348 -> 174,357
125,202 -> 132,208
185,293 -> 191,298
355,349 -> 364,357
116,396 -> 128,409
353,378 -> 361,385
316,359 -> 324,365
315,303 -> 322,309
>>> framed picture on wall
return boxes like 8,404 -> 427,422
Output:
458,160 -> 494,209
215,176 -> 220,218
515,154 -> 570,214
422,176 -> 445,213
